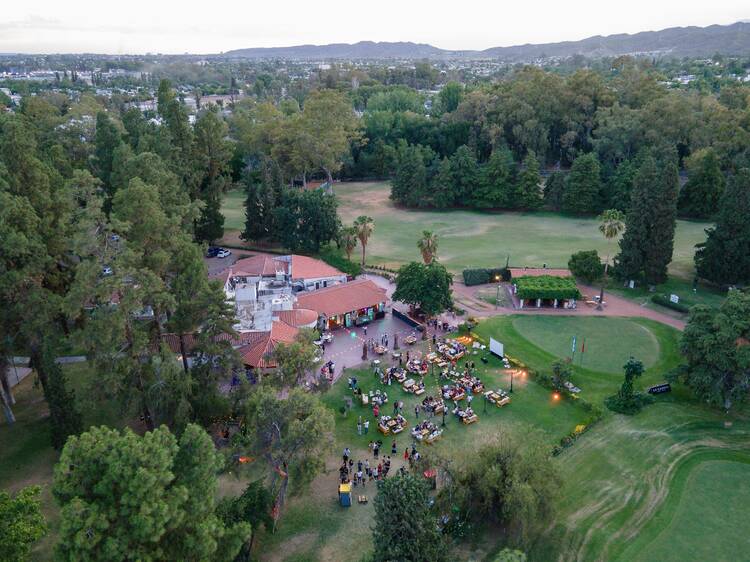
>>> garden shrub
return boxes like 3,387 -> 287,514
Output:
462,267 -> 509,286
318,248 -> 362,277
651,294 -> 690,313
568,250 -> 604,282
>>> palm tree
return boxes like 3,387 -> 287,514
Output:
417,230 -> 439,264
597,209 -> 626,308
353,216 -> 374,266
340,226 -> 358,262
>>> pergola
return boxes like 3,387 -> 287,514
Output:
513,275 -> 581,309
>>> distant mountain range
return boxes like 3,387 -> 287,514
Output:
224,21 -> 750,60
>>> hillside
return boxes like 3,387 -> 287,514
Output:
223,21 -> 750,60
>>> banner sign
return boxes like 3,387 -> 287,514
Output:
648,383 -> 672,395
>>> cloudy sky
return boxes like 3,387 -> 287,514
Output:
1,1 -> 748,54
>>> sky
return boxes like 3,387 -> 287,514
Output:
1,1 -> 748,54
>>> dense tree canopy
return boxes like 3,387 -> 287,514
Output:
393,261 -> 453,317
694,168 -> 750,286
53,424 -> 250,561
372,474 -> 446,562
671,291 -> 750,411
0,486 -> 47,562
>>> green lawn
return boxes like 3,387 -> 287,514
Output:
468,315 -> 750,562
511,316 -> 661,374
255,336 -> 592,562
221,189 -> 246,231
606,275 -> 728,312
329,182 -> 711,279
473,315 -> 682,403
627,457 -> 750,562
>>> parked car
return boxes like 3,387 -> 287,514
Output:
109,234 -> 120,242
206,246 -> 221,258
217,249 -> 232,258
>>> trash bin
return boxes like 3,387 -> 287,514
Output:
339,483 -> 352,507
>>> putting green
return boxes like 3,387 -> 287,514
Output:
627,459 -> 750,562
511,316 -> 660,374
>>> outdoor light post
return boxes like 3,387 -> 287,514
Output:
441,407 -> 446,427
510,370 -> 514,393
483,393 -> 487,413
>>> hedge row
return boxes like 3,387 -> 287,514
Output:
515,275 -> 581,301
651,294 -> 691,313
318,249 -> 362,277
462,267 -> 510,286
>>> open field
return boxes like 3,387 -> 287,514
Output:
511,316 -> 661,374
330,182 -> 711,279
219,182 -> 711,279
220,182 -> 725,310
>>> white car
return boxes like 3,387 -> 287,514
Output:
217,249 -> 232,258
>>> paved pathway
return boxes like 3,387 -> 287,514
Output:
451,280 -> 686,330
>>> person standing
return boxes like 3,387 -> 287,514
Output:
363,325 -> 367,336
357,419 -> 362,435
364,419 -> 370,434
414,404 -> 420,419
374,442 -> 380,458
391,441 -> 397,455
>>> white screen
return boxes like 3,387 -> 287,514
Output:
489,337 -> 504,357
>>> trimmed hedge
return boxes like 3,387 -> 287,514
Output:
462,267 -> 510,286
318,249 -> 362,277
651,294 -> 690,313
515,275 -> 581,301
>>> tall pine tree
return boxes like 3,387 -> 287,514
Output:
695,168 -> 750,285
563,153 -> 602,214
391,143 -> 428,207
615,150 -> 679,285
474,147 -> 515,208
543,170 -> 566,211
678,149 -> 725,219
517,151 -> 542,209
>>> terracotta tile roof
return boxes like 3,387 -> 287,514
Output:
294,279 -> 387,317
289,255 -> 344,280
274,308 -> 319,328
509,267 -> 572,278
237,320 -> 299,368
232,254 -> 288,277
